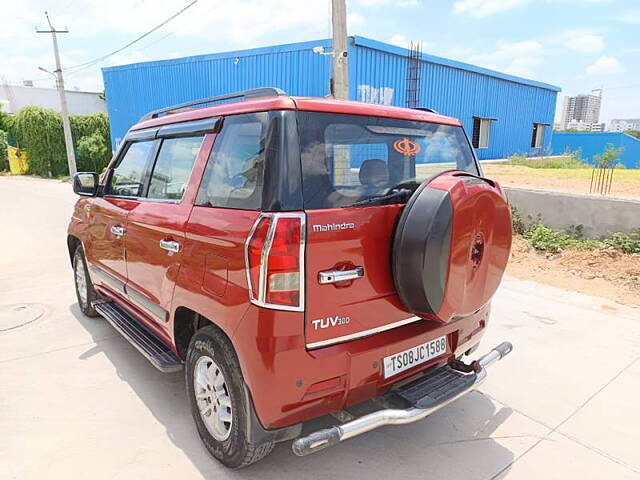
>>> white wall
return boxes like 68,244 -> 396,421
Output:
0,85 -> 106,115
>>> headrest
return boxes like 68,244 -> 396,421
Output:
359,159 -> 389,187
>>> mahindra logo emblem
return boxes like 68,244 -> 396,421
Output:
312,222 -> 355,233
312,315 -> 351,330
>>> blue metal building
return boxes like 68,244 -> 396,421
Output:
551,132 -> 640,169
102,36 -> 561,159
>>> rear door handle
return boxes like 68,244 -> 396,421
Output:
159,238 -> 181,253
319,266 -> 364,284
110,225 -> 125,237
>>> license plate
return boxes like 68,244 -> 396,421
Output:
383,336 -> 447,379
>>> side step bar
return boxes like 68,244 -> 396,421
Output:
292,341 -> 512,456
93,300 -> 182,373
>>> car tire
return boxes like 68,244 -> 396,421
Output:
186,325 -> 274,468
73,245 -> 100,317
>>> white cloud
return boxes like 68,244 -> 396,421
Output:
353,0 -> 420,6
558,30 -> 604,53
1,0 -> 333,91
617,9 -> 640,24
453,0 -> 528,17
347,12 -> 365,29
585,56 -> 624,75
467,40 -> 544,77
388,35 -> 434,51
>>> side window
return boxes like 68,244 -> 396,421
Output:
472,117 -> 493,149
195,113 -> 267,209
531,123 -> 545,148
147,136 -> 204,200
108,141 -> 155,197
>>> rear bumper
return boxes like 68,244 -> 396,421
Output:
292,341 -> 513,456
231,302 -> 491,430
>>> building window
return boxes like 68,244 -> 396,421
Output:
472,117 -> 494,149
531,123 -> 547,148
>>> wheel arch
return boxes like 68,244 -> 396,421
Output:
173,306 -> 216,360
174,306 -> 302,444
67,234 -> 82,266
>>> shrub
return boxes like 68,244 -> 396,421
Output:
523,224 -> 578,253
77,131 -> 111,173
604,231 -> 640,254
511,205 -> 527,235
8,106 -> 112,177
0,129 -> 8,171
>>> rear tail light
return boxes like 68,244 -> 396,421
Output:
245,213 -> 305,311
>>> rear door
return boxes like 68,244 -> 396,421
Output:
124,131 -> 209,335
297,111 -> 479,348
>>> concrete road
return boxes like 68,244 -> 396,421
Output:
1,175 -> 639,480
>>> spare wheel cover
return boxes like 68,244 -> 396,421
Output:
392,171 -> 512,322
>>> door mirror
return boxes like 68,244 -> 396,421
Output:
73,172 -> 99,196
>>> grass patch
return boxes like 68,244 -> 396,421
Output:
507,152 -> 587,169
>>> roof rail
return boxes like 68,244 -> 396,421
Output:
414,107 -> 439,114
139,87 -> 288,121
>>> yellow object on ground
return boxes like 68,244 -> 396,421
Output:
8,146 -> 28,174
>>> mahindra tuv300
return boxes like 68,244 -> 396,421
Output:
67,88 -> 513,468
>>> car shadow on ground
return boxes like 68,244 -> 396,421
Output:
71,303 -> 517,479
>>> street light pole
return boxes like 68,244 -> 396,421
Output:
331,0 -> 349,100
37,11 -> 77,176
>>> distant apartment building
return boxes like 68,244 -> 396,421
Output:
560,92 -> 602,130
609,118 -> 640,132
564,120 -> 605,132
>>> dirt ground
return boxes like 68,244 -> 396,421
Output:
483,164 -> 640,199
507,236 -> 640,307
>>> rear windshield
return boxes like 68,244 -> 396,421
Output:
297,112 -> 479,209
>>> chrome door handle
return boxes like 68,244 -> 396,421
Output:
319,266 -> 364,284
110,225 -> 125,237
159,239 -> 181,253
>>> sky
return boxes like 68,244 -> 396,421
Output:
2,0 -> 639,124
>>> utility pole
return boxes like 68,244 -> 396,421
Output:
37,11 -> 76,176
331,0 -> 349,100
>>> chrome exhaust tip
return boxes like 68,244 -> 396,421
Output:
291,341 -> 513,457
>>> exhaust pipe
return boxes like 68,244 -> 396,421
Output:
292,341 -> 513,456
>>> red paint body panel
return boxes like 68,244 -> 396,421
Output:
67,95 -> 502,432
231,303 -> 489,428
304,205 -> 416,347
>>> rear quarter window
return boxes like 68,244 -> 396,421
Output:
195,113 -> 269,210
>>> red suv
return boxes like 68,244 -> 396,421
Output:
68,87 -> 513,468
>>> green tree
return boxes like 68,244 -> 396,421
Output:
0,129 -> 8,171
77,131 -> 110,173
592,143 -> 624,168
625,130 -> 640,139
8,106 -> 112,176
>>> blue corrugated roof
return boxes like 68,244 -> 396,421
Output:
351,36 -> 561,92
103,35 -> 561,93
102,38 -> 332,73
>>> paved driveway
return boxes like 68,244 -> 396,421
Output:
1,175 -> 639,479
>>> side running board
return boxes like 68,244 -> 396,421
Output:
93,300 -> 182,373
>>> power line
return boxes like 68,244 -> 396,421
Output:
63,0 -> 200,73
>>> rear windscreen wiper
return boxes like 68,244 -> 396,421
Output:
344,188 -> 412,208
